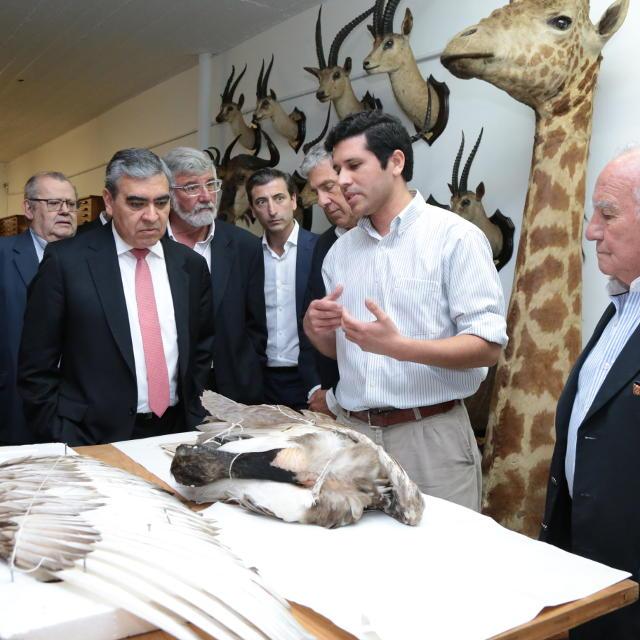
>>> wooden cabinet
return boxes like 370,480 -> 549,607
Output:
76,195 -> 104,227
0,215 -> 28,237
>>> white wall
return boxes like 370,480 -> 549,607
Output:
5,0 -> 639,340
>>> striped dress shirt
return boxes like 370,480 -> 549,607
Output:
565,276 -> 640,495
322,191 -> 507,412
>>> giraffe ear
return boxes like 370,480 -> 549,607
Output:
596,0 -> 629,43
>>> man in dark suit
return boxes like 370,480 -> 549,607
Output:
541,148 -> 640,639
18,149 -> 214,446
0,171 -> 77,445
163,146 -> 267,405
246,168 -> 319,409
299,146 -> 361,416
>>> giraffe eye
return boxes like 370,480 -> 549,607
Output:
548,15 -> 572,30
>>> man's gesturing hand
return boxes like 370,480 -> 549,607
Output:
304,285 -> 344,335
341,298 -> 403,357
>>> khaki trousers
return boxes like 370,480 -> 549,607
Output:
335,402 -> 482,511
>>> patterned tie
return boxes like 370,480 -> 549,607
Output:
131,248 -> 170,417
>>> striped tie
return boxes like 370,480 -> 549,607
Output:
131,248 -> 170,417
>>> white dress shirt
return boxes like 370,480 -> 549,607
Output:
263,221 -> 300,367
322,191 -> 508,412
29,229 -> 47,263
166,220 -> 216,271
112,225 -> 180,413
565,275 -> 640,495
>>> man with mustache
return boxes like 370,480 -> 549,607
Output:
247,167 -> 319,410
18,148 -> 215,444
0,171 -> 77,445
164,147 -> 267,404
304,111 -> 507,510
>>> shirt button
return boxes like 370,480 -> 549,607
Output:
551,476 -> 558,486
602,363 -> 610,371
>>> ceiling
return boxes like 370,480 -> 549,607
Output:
0,0 -> 321,162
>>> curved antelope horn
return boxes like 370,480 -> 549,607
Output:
261,128 -> 281,167
222,135 -> 241,167
262,54 -> 274,98
410,85 -> 432,143
205,146 -> 221,167
382,0 -> 402,34
451,132 -> 465,196
314,6 -> 327,69
221,65 -> 236,100
229,63 -> 247,102
459,128 -> 484,193
256,59 -> 265,99
372,0 -> 385,37
328,6 -> 375,67
303,104 -> 332,155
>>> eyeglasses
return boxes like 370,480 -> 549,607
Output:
29,198 -> 78,212
171,179 -> 222,197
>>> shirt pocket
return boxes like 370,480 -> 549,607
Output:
390,278 -> 442,338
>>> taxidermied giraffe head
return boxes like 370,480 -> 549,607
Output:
441,0 -> 629,111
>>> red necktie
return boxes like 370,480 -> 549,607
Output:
131,248 -> 170,417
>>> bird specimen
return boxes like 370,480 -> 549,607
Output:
169,392 -> 424,528
0,454 -> 313,640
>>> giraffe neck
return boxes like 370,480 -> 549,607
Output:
482,58 -> 602,536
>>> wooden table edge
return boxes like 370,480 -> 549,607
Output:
74,444 -> 638,640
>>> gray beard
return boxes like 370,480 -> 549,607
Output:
174,202 -> 217,228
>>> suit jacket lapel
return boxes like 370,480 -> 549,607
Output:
556,304 -> 615,434
583,319 -> 640,423
295,229 -> 311,319
12,230 -> 39,287
163,236 -> 190,381
210,223 -> 232,316
86,224 -> 136,375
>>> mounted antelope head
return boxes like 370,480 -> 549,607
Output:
215,64 -> 261,153
214,130 -> 281,228
304,6 -> 382,120
363,0 -> 449,145
252,55 -> 306,153
447,130 -> 514,271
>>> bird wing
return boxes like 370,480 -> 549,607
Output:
0,455 -> 313,640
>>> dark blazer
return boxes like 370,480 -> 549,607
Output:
0,231 -> 39,445
18,222 -> 215,446
294,227 -> 320,393
303,226 -> 340,391
76,215 -> 107,234
541,303 -> 640,638
209,220 -> 267,404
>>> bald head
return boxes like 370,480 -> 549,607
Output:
586,147 -> 640,285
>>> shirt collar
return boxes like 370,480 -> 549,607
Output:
607,274 -> 640,297
29,228 -> 47,251
112,223 -> 164,259
262,220 -> 299,251
335,225 -> 348,238
356,190 -> 423,239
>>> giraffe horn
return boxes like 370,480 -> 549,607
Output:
451,132 -> 465,196
328,6 -> 375,67
459,128 -> 483,193
315,6 -> 327,69
382,0 -> 401,34
229,63 -> 247,102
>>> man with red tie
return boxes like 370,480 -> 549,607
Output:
18,148 -> 215,445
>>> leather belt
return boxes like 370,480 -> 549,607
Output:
346,400 -> 457,428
